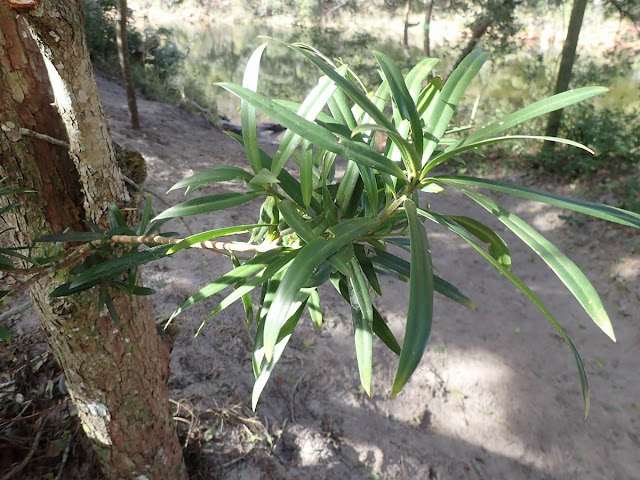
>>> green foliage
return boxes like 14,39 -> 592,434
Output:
528,50 -> 640,180
47,44 -> 640,417
537,103 -> 640,179
81,0 -> 183,102
38,197 -> 170,324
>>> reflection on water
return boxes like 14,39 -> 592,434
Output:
166,21 -> 639,128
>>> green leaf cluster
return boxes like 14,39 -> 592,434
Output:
45,43 -> 637,417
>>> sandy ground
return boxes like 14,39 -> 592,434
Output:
91,74 -> 640,480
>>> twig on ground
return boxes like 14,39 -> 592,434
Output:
289,373 -> 306,423
1,413 -> 47,480
54,432 -> 73,480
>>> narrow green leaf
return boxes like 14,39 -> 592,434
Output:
168,248 -> 287,321
390,199 -> 434,397
308,288 -> 323,330
271,69 -> 342,175
103,287 -> 121,325
352,123 -> 421,173
108,203 -> 128,229
137,195 -> 154,235
194,250 -> 296,334
354,245 -> 382,296
218,85 -> 407,180
457,188 -> 615,341
366,247 -> 473,308
447,215 -> 511,269
417,76 -> 442,121
250,168 -> 281,186
130,286 -> 156,296
443,87 -> 608,153
348,257 -> 373,327
0,202 -> 20,217
278,199 -> 351,276
227,132 -> 323,213
50,279 -> 100,297
252,299 -> 307,410
404,57 -> 439,101
231,252 -> 254,328
372,307 -> 401,355
435,176 -> 640,229
336,160 -> 360,214
351,295 -> 373,396
253,272 -> 285,378
331,274 -> 401,355
153,192 -> 261,221
422,50 -> 487,165
263,218 -> 377,360
420,209 -> 590,418
299,140 -> 313,209
426,135 -> 594,173
290,43 -> 396,131
168,166 -> 253,194
242,43 -> 268,173
69,245 -> 172,289
374,51 -> 424,156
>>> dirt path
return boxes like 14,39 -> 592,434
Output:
99,75 -> 640,480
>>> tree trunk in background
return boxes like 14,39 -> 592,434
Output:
542,0 -> 587,155
423,0 -> 434,57
0,3 -> 187,479
451,15 -> 492,71
403,0 -> 412,52
117,0 -> 140,129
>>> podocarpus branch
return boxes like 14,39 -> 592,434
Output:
108,234 -> 279,253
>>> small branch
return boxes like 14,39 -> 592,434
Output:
1,414 -> 47,480
109,234 -> 279,253
19,128 -> 69,148
54,433 -> 72,480
3,245 -> 93,303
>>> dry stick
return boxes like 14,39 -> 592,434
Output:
3,244 -> 94,303
54,433 -> 73,480
289,373 -> 306,423
19,128 -> 69,148
109,234 -> 278,253
1,414 -> 47,480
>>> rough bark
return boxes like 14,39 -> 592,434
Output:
543,0 -> 587,154
0,4 -> 187,479
17,0 -> 129,225
117,0 -> 140,129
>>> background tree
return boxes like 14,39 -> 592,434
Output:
117,0 -> 140,129
450,0 -> 522,70
542,0 -> 587,154
0,1 -> 186,478
423,0 -> 435,56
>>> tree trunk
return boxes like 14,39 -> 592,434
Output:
0,4 -> 187,479
403,0 -> 412,51
542,0 -> 587,154
117,0 -> 140,129
423,0 -> 434,57
451,15 -> 492,71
